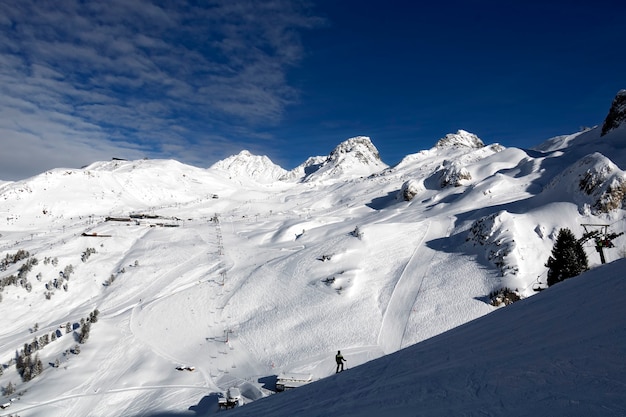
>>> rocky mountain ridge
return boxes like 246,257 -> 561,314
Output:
601,89 -> 626,136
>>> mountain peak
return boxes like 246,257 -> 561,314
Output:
328,136 -> 382,162
601,89 -> 626,136
436,130 -> 485,149
211,150 -> 287,183
301,136 -> 388,181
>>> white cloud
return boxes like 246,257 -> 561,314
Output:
0,0 -> 321,180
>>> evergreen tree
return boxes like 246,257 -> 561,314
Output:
79,321 -> 91,344
33,354 -> 43,377
89,308 -> 100,323
2,381 -> 15,396
15,352 -> 24,375
21,355 -> 32,382
545,228 -> 589,286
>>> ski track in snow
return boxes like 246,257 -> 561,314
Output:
377,220 -> 431,353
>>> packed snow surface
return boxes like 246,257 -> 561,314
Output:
0,127 -> 625,416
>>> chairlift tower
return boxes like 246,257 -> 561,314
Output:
580,224 -> 624,264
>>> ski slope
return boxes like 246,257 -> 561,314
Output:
226,259 -> 626,417
1,124 -> 626,416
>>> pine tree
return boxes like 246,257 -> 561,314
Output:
79,321 -> 91,344
90,309 -> 100,323
2,381 -> 15,396
21,355 -> 32,382
545,228 -> 589,286
15,352 -> 24,375
33,354 -> 43,377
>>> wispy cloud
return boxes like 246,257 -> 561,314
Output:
0,0 -> 321,180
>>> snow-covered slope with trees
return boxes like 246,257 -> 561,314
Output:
0,91 -> 625,416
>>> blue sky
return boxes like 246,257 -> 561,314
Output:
1,0 -> 625,180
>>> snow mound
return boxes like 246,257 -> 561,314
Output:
399,179 -> 423,201
439,160 -> 472,187
533,131 -> 588,152
542,152 -> 626,214
464,210 -> 520,280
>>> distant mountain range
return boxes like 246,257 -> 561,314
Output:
0,90 -> 624,417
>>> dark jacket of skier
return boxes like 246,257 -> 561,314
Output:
335,350 -> 346,373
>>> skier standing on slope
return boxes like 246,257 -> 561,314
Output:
335,350 -> 346,373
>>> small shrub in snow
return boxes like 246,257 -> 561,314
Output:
103,274 -> 116,286
489,287 -> 520,306
350,226 -> 363,239
44,256 -> 59,266
62,264 -> 74,280
81,247 -> 97,262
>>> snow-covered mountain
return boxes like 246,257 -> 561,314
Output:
601,89 -> 626,136
435,129 -> 485,149
295,136 -> 388,182
211,150 -> 288,184
1,91 -> 625,416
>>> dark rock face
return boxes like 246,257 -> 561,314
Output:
601,90 -> 626,136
